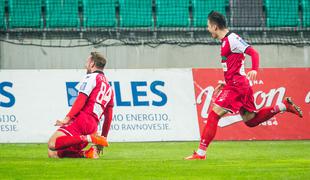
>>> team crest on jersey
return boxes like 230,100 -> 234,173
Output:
222,41 -> 226,47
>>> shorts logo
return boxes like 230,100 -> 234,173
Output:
65,82 -> 79,107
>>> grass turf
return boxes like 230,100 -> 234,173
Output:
0,141 -> 309,179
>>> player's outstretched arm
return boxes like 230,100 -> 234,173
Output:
55,93 -> 88,126
101,106 -> 113,138
245,47 -> 260,81
66,93 -> 88,119
96,106 -> 113,154
55,116 -> 71,126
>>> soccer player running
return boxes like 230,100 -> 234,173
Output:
185,11 -> 303,160
48,52 -> 114,159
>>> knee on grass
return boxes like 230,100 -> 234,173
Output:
47,140 -> 56,150
48,149 -> 59,158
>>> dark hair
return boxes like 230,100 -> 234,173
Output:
207,11 -> 227,29
90,51 -> 106,69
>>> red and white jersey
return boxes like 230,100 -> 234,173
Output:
78,71 -> 114,121
221,32 -> 250,86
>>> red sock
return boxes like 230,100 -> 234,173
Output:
55,136 -> 87,150
245,106 -> 280,127
57,150 -> 84,158
199,111 -> 220,151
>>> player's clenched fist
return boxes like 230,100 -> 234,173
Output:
214,80 -> 225,97
247,70 -> 257,81
54,116 -> 71,126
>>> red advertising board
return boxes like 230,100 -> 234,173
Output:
192,68 -> 310,140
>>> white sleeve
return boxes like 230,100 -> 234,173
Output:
78,74 -> 97,96
228,33 -> 250,53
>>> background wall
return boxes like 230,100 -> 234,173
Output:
0,41 -> 309,69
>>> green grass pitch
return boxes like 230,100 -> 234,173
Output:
0,141 -> 309,179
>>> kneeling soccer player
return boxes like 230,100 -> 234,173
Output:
48,52 -> 114,159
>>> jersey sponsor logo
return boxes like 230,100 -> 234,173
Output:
65,80 -> 168,107
0,81 -> 15,108
80,82 -> 87,91
237,36 -> 249,46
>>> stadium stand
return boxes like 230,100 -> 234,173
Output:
45,0 -> 80,28
0,0 -> 309,46
8,0 -> 42,28
119,0 -> 153,27
265,0 -> 300,27
83,0 -> 116,28
0,0 -> 5,29
192,0 -> 227,27
230,0 -> 264,27
302,0 -> 310,27
156,0 -> 190,27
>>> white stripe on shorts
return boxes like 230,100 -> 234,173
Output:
59,128 -> 73,136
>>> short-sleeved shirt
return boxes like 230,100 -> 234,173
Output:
78,70 -> 114,121
221,32 -> 250,87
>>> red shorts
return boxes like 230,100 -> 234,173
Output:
58,111 -> 98,150
214,85 -> 256,114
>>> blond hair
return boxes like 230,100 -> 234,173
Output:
90,52 -> 106,69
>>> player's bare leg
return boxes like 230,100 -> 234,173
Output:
47,131 -> 65,158
48,130 -> 67,150
48,149 -> 59,158
47,130 -> 106,158
242,97 -> 303,127
185,105 -> 227,160
48,146 -> 99,159
48,131 -> 108,151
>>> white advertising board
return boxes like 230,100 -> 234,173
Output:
0,69 -> 200,143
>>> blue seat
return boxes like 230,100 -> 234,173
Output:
265,0 -> 300,27
45,0 -> 80,28
156,0 -> 190,27
302,0 -> 310,27
192,0 -> 227,27
119,0 -> 153,27
83,0 -> 116,28
9,0 -> 42,28
0,0 -> 5,29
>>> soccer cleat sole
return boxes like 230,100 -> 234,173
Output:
286,97 -> 303,118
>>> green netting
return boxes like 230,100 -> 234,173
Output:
302,0 -> 310,27
9,0 -> 42,28
0,0 -> 5,29
192,0 -> 227,27
156,0 -> 190,27
83,0 -> 116,28
119,0 -> 153,27
1,0 -> 310,46
45,0 -> 79,28
265,0 -> 300,27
